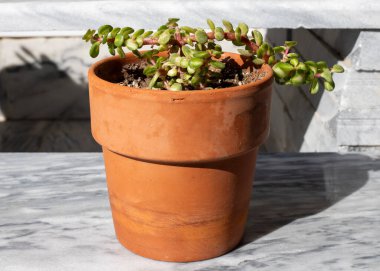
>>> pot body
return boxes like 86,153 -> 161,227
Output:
88,53 -> 273,262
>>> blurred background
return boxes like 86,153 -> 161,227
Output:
0,0 -> 378,153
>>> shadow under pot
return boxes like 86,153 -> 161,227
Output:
88,52 -> 273,262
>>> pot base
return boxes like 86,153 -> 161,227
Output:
102,147 -> 258,262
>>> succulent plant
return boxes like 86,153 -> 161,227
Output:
83,18 -> 344,92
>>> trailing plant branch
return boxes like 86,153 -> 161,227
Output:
95,31 -> 258,52
83,18 -> 344,92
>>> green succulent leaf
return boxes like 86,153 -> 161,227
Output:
108,43 -> 115,56
256,47 -> 265,58
155,56 -> 166,67
235,27 -> 242,42
158,44 -> 168,52
168,18 -> 180,24
317,61 -> 328,70
268,55 -> 276,66
183,73 -> 192,81
195,30 -> 208,44
143,65 -> 157,76
272,62 -> 294,79
320,68 -> 333,83
189,57 -> 204,69
169,82 -> 183,91
290,71 -> 305,85
285,41 -> 297,48
207,19 -> 215,31
157,25 -> 169,32
180,26 -> 196,33
273,46 -> 285,53
214,44 -> 222,52
191,74 -> 202,86
253,30 -> 263,46
331,64 -> 344,73
136,36 -> 144,47
207,42 -> 216,50
168,53 -> 178,63
116,47 -> 125,58
148,72 -> 160,89
114,34 -> 124,47
132,50 -> 141,58
126,39 -> 138,51
210,60 -> 225,69
132,29 -> 145,39
260,43 -> 269,52
187,66 -> 196,74
297,62 -> 308,72
89,42 -> 100,58
180,59 -> 189,68
222,20 -> 234,32
167,67 -> 178,77
101,35 -> 108,44
253,58 -> 265,66
158,29 -> 171,45
232,40 -> 245,46
267,46 -> 274,56
309,79 -> 319,94
82,29 -> 94,41
238,22 -> 249,36
98,25 -> 113,36
141,50 -> 158,59
193,51 -> 210,59
174,56 -> 183,66
305,61 -> 317,67
305,61 -> 318,74
141,30 -> 153,38
287,53 -> 299,58
215,27 -> 225,41
185,35 -> 194,46
181,46 -> 192,58
212,50 -> 222,58
120,27 -> 134,36
290,58 -> 299,67
237,49 -> 253,57
109,27 -> 120,38
324,80 -> 335,91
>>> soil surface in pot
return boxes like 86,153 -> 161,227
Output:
119,57 -> 267,90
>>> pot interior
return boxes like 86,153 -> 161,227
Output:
94,58 -> 126,83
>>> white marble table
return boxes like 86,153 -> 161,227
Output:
0,153 -> 379,270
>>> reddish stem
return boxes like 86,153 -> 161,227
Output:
97,31 -> 259,52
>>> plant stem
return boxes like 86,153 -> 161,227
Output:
99,31 -> 259,52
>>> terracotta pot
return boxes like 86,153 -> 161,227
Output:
88,52 -> 273,262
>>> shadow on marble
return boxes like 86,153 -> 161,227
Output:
240,152 -> 380,247
0,46 -> 90,120
263,29 -> 360,152
0,120 -> 100,151
0,47 -> 101,151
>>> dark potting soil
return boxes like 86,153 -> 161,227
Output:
119,57 -> 267,90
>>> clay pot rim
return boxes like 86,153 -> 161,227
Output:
88,52 -> 273,101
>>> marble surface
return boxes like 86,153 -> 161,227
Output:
0,121 -> 100,152
0,0 -> 380,37
0,153 -> 379,270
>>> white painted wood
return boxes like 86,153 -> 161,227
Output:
0,0 -> 379,37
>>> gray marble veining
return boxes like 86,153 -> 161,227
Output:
0,153 -> 379,270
